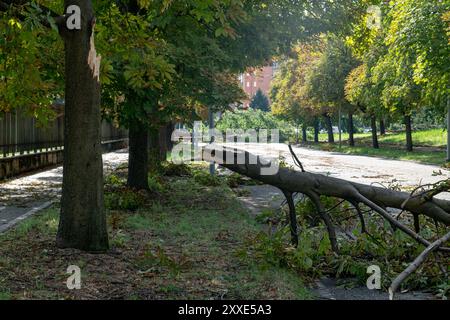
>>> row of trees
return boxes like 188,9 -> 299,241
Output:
0,0 -> 360,251
271,0 -> 450,152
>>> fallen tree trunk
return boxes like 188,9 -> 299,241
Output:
204,146 -> 450,247
204,146 -> 450,296
205,147 -> 450,225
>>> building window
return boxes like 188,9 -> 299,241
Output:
254,81 -> 257,87
247,82 -> 250,88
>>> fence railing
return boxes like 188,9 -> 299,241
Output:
0,110 -> 127,159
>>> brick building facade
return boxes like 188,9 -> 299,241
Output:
240,64 -> 277,109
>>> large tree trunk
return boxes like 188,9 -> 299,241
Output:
158,122 -> 175,160
405,115 -> 413,152
149,127 -> 161,173
380,118 -> 386,136
323,114 -> 334,143
302,124 -> 307,143
314,118 -> 319,143
127,121 -> 149,190
348,112 -> 355,147
370,115 -> 379,149
447,98 -> 450,162
166,122 -> 175,153
57,1 -> 108,251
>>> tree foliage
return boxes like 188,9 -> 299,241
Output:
250,89 -> 270,112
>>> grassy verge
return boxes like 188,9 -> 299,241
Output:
0,164 -> 311,300
317,129 -> 447,148
305,129 -> 448,165
306,143 -> 446,166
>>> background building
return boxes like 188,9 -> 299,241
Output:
240,63 -> 278,109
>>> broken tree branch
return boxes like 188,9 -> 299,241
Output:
389,231 -> 450,300
281,190 -> 299,247
288,144 -> 306,172
307,191 -> 340,253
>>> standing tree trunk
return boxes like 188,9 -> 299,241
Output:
348,112 -> 355,147
158,125 -> 169,161
405,115 -> 413,152
127,121 -> 149,190
370,115 -> 379,149
447,98 -> 450,162
166,122 -> 175,153
57,1 -> 108,251
380,118 -> 386,135
314,117 -> 319,143
156,122 -> 175,162
302,124 -> 307,143
149,127 -> 161,173
323,114 -> 335,143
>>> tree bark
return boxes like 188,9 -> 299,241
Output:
314,117 -> 319,143
57,1 -> 108,252
158,125 -> 169,161
323,114 -> 334,143
159,122 -> 175,156
379,118 -> 386,136
166,122 -> 175,153
404,115 -> 413,152
447,99 -> 450,162
348,112 -> 355,147
127,121 -> 149,190
370,115 -> 379,149
148,127 -> 161,173
302,124 -> 307,143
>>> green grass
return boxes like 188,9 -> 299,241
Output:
0,164 -> 312,300
312,129 -> 448,165
317,129 -> 447,147
378,129 -> 447,147
308,144 -> 446,166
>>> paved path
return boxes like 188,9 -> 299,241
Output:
224,143 -> 450,199
0,149 -> 129,233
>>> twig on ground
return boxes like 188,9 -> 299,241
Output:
389,231 -> 450,300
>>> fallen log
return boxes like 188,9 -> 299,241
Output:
204,145 -> 450,297
205,147 -> 450,224
203,146 -> 450,250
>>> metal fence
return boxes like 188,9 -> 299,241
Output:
0,110 -> 127,158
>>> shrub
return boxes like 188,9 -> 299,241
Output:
162,162 -> 192,177
105,189 -> 146,211
193,171 -> 223,187
217,109 -> 296,143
